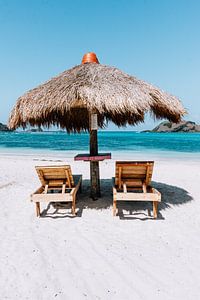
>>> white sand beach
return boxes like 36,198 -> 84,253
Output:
0,154 -> 200,300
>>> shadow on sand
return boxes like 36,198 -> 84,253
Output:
40,179 -> 193,220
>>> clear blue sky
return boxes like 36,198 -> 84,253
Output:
0,0 -> 199,130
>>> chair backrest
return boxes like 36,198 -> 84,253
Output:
35,165 -> 74,188
115,161 -> 154,189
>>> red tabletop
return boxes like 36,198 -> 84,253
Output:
74,153 -> 111,162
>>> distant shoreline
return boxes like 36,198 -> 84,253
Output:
1,130 -> 200,134
0,148 -> 200,162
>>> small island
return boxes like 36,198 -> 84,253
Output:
0,122 -> 12,131
0,123 -> 44,132
143,121 -> 200,133
26,127 -> 43,132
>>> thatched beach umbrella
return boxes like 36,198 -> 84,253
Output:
9,52 -> 186,198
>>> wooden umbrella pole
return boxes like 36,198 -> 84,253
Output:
90,112 -> 101,199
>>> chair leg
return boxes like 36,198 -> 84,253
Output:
36,202 -> 40,217
153,201 -> 158,219
71,197 -> 76,216
113,199 -> 117,216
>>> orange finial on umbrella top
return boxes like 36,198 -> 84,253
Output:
82,52 -> 99,64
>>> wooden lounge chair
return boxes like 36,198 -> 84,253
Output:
31,165 -> 82,217
113,161 -> 161,218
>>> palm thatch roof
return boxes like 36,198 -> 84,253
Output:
9,62 -> 186,132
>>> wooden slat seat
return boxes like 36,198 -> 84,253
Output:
113,161 -> 161,218
31,165 -> 82,217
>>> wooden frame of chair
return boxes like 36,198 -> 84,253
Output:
31,165 -> 82,217
113,161 -> 161,218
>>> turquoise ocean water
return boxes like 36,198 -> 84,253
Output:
0,131 -> 200,160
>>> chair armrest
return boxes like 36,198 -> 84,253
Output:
152,188 -> 161,201
30,186 -> 44,201
31,186 -> 44,196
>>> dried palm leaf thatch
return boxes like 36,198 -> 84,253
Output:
9,63 -> 186,132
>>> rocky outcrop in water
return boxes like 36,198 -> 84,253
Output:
143,121 -> 200,133
0,122 -> 11,131
26,127 -> 43,132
